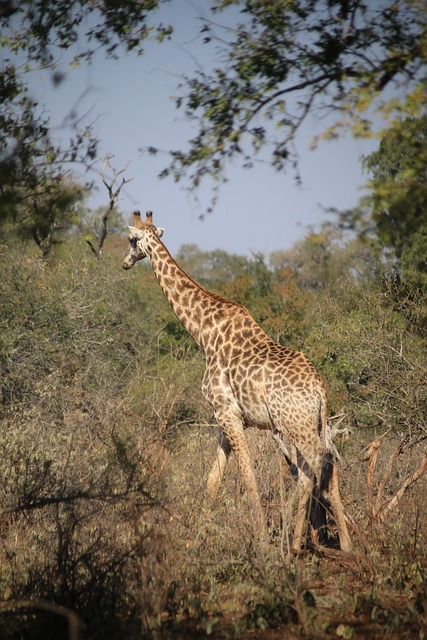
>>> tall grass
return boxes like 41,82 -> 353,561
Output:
0,239 -> 426,639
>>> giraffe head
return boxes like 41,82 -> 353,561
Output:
122,210 -> 164,270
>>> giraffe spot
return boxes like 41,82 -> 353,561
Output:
248,364 -> 260,377
156,247 -> 169,260
222,343 -> 231,358
213,311 -> 225,324
232,336 -> 244,349
192,307 -> 202,324
204,316 -> 213,329
234,370 -> 244,384
160,262 -> 170,275
231,347 -> 241,360
201,297 -> 211,308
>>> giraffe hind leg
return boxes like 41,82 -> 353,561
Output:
308,489 -> 331,547
211,410 -> 267,542
230,430 -> 266,540
207,432 -> 231,500
291,473 -> 314,553
312,453 -> 353,552
328,463 -> 352,552
272,431 -> 323,550
293,452 -> 349,550
308,452 -> 334,547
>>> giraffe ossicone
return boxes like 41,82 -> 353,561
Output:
123,210 -> 352,553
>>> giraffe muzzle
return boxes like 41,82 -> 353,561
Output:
122,256 -> 135,270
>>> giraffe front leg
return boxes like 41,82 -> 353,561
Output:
207,431 -> 231,500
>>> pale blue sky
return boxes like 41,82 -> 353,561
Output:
27,0 -> 379,256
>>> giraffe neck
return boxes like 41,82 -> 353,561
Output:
146,233 -> 226,349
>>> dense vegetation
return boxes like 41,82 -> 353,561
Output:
0,220 -> 426,639
1,1 -> 426,637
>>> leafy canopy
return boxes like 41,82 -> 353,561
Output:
362,114 -> 427,300
160,0 -> 427,188
361,114 -> 427,256
337,113 -> 427,273
2,0 -> 427,244
0,0 -> 171,65
0,0 -> 171,242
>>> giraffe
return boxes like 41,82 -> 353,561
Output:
123,210 -> 352,553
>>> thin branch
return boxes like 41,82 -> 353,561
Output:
361,428 -> 391,518
373,436 -> 406,518
86,239 -> 99,259
0,599 -> 81,640
0,486 -> 159,516
376,452 -> 427,523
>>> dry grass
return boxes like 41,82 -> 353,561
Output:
1,240 -> 426,639
155,426 -> 427,639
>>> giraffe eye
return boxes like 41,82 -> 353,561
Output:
130,237 -> 138,249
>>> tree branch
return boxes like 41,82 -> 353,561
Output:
0,600 -> 81,640
88,155 -> 132,258
376,452 -> 427,523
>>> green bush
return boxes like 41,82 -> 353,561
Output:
0,239 -> 206,638
1,235 -> 426,639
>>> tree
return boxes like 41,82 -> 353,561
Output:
219,252 -> 295,342
0,173 -> 87,256
176,244 -> 250,286
271,229 -> 337,291
361,115 -> 427,259
3,1 -> 427,234
270,224 -> 379,291
84,156 -> 132,259
160,0 -> 427,190
335,114 -> 427,307
0,0 -> 172,238
0,43 -> 96,238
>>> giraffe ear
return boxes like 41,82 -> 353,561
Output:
156,227 -> 165,238
128,226 -> 142,235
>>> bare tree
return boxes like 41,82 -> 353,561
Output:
87,155 -> 132,258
